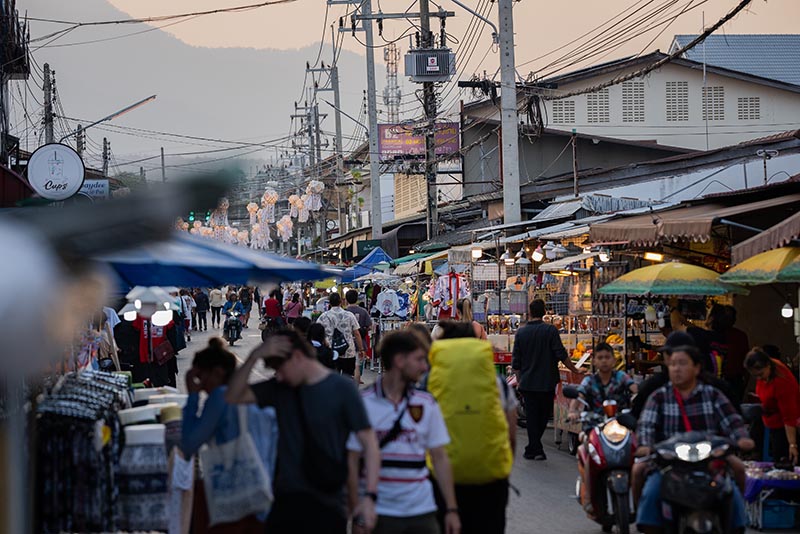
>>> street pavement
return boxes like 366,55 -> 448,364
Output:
176,325 -> 756,534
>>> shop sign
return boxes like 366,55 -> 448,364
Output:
378,122 -> 459,161
357,239 -> 382,257
27,143 -> 85,201
79,179 -> 109,200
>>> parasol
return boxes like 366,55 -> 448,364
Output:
720,247 -> 800,285
598,262 -> 748,296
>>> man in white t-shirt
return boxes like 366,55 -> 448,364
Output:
317,292 -> 364,383
347,331 -> 461,534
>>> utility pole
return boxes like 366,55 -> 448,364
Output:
498,0 -> 521,224
160,147 -> 166,182
43,63 -> 54,144
139,166 -> 145,180
76,125 -> 85,158
102,137 -> 109,176
362,0 -> 383,238
383,43 -> 402,123
420,0 -> 439,239
314,103 -> 323,165
572,130 -> 579,197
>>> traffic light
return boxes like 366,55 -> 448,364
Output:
188,210 -> 195,222
205,210 -> 211,223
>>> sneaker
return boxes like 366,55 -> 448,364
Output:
523,452 -> 547,460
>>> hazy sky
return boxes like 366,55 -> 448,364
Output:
105,0 -> 800,73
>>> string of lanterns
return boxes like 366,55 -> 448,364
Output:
174,180 -> 325,251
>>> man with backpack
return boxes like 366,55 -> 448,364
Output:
347,331 -> 460,534
317,292 -> 365,383
430,321 -> 516,534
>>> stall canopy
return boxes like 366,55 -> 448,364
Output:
98,232 -> 329,288
598,262 -> 748,296
589,195 -> 800,246
539,252 -> 600,272
339,246 -> 393,282
732,210 -> 800,264
720,247 -> 800,285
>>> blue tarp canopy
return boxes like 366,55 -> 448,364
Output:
338,246 -> 393,283
97,232 -> 329,289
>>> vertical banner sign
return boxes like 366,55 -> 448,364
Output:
27,143 -> 86,201
378,122 -> 460,161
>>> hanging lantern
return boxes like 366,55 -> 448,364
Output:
306,180 -> 325,211
189,227 -> 199,235
288,194 -> 300,218
237,230 -> 249,246
277,215 -> 293,242
298,194 -> 309,223
180,222 -> 190,232
262,188 -> 279,222
175,218 -> 185,231
247,202 -> 259,226
210,197 -> 230,228
193,220 -> 203,230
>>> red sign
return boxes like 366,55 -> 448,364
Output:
377,123 -> 460,161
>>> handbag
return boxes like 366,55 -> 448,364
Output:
153,339 -> 175,366
331,328 -> 350,356
296,391 -> 348,493
200,406 -> 273,526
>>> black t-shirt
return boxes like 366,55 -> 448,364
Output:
250,373 -> 370,511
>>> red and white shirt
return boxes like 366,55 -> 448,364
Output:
347,378 -> 449,517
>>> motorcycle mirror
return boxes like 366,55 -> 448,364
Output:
562,385 -> 580,399
617,413 -> 637,430
740,403 -> 763,423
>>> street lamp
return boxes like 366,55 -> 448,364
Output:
58,94 -> 157,143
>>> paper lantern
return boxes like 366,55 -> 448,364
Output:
262,188 -> 279,223
247,202 -> 259,226
306,180 -> 325,211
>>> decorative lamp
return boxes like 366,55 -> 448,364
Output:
532,246 -> 544,262
781,303 -> 794,319
471,246 -> 483,260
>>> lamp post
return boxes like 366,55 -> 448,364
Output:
58,95 -> 157,143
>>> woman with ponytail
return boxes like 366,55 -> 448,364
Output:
456,297 -> 487,340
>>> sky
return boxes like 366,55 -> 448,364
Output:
105,0 -> 800,67
17,0 -> 800,170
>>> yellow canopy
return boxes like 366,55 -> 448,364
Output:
720,247 -> 800,285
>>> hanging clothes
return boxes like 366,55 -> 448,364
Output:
433,272 -> 469,320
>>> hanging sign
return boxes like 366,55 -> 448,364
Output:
27,143 -> 85,201
79,179 -> 110,200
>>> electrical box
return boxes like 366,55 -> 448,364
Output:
404,49 -> 456,83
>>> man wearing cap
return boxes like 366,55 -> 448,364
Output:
225,329 -> 381,534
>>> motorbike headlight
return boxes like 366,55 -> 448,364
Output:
601,419 -> 629,443
675,441 -> 713,462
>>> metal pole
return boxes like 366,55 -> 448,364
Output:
43,63 -> 54,144
572,130 -> 579,197
161,147 -> 166,182
421,0 -> 438,240
363,0 -> 383,238
498,0 -> 521,224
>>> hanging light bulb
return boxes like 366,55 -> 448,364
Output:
599,248 -> 611,263
781,303 -> 794,319
471,246 -> 483,259
543,241 -> 557,260
532,246 -> 544,262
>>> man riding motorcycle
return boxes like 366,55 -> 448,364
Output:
633,339 -> 755,534
222,293 -> 245,341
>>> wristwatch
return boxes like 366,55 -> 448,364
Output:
365,491 -> 378,503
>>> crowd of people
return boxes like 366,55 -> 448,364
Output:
174,290 -> 799,534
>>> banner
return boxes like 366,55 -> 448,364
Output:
378,123 -> 460,161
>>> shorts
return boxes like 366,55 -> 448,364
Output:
335,357 -> 356,376
636,470 -> 746,528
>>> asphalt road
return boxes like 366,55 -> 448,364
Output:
177,325 -> 758,534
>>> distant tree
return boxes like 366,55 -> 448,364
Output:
114,171 -> 147,191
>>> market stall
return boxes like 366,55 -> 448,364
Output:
744,462 -> 800,530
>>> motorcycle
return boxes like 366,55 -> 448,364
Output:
505,365 -> 527,428
634,404 -> 762,534
224,311 -> 242,346
563,385 -> 636,534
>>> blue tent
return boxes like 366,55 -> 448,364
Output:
339,246 -> 393,282
98,232 -> 328,289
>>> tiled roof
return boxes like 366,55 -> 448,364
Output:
674,34 -> 800,86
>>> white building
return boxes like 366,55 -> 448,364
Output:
468,40 -> 800,152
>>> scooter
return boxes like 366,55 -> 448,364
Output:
505,365 -> 527,428
633,404 -> 762,534
224,311 -> 242,346
563,385 -> 636,534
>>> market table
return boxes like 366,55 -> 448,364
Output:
744,463 -> 800,530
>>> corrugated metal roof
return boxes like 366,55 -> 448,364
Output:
674,34 -> 800,87
539,252 -> 600,272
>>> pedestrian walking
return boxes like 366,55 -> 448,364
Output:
194,288 -> 210,332
225,330 -> 381,534
284,293 -> 304,325
263,290 -> 284,328
182,338 -> 278,533
348,331 -> 461,534
345,289 -> 373,359
430,321 -> 515,534
209,287 -> 225,329
317,292 -> 365,384
307,323 -> 335,369
512,299 -> 584,460
180,289 -> 196,342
